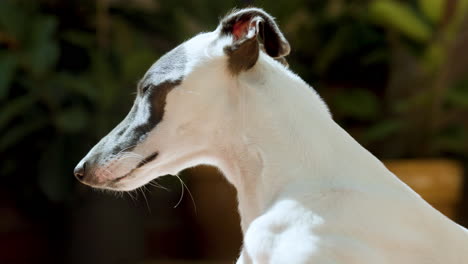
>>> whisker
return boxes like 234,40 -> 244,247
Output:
127,190 -> 136,202
115,145 -> 140,157
140,187 -> 151,213
173,174 -> 197,213
179,175 -> 197,214
148,180 -> 169,191
119,152 -> 145,162
122,151 -> 145,159
173,174 -> 185,208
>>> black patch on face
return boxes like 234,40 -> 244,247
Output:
105,46 -> 187,157
80,46 -> 187,176
136,152 -> 159,168
129,78 -> 183,145
140,45 -> 186,89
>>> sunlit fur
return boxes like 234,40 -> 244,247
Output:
78,11 -> 468,264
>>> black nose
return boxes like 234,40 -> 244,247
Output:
74,162 -> 87,181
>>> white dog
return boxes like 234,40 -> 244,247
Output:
75,8 -> 468,263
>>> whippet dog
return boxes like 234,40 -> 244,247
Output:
75,8 -> 468,264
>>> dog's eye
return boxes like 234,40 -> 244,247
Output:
141,84 -> 152,93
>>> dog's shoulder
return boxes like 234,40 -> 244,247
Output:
242,199 -> 321,263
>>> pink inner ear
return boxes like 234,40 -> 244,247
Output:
232,19 -> 251,41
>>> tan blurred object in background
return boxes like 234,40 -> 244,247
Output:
385,159 -> 464,219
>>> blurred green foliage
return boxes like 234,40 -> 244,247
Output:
0,0 -> 467,203
0,0 -> 241,203
275,0 -> 468,158
365,0 -> 468,157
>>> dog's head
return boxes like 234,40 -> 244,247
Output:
74,8 -> 290,191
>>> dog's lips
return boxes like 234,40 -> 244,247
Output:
111,152 -> 159,184
104,172 -> 133,190
106,166 -> 152,191
112,171 -> 133,183
110,161 -> 150,185
103,153 -> 160,190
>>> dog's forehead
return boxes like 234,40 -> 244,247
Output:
141,44 -> 187,87
140,32 -> 224,88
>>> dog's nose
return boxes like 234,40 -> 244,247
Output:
74,162 -> 87,181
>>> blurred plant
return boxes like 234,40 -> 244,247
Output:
259,0 -> 395,150
0,0 -> 240,204
0,0 -> 156,203
1,0 -> 467,206
366,0 -> 468,157
266,0 -> 468,159
0,0 -> 142,203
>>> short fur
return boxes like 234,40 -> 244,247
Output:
75,7 -> 468,264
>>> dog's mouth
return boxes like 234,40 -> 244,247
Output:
109,152 -> 159,185
111,172 -> 132,184
136,152 -> 159,169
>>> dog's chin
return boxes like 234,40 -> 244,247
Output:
105,181 -> 146,191
98,176 -> 145,192
88,178 -> 148,192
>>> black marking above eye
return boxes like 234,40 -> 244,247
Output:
141,84 -> 152,93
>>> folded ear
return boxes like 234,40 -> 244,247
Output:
221,8 -> 291,74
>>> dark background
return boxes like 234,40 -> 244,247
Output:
1,0 -> 467,263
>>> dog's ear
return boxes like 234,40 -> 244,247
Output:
221,8 -> 290,74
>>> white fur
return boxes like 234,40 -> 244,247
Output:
81,24 -> 468,263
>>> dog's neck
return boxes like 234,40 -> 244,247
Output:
209,54 -> 395,232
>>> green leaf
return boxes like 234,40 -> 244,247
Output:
419,0 -> 444,24
392,92 -> 433,114
61,30 -> 94,48
362,119 -> 403,143
369,0 -> 432,42
446,79 -> 468,108
332,89 -> 380,121
0,0 -> 27,40
435,125 -> 467,154
454,0 -> 468,26
0,94 -> 36,131
54,106 -> 88,133
91,52 -> 119,109
0,52 -> 18,100
0,116 -> 47,151
122,49 -> 157,82
361,48 -> 389,65
54,72 -> 98,101
23,15 -> 59,76
422,41 -> 445,72
315,26 -> 350,73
